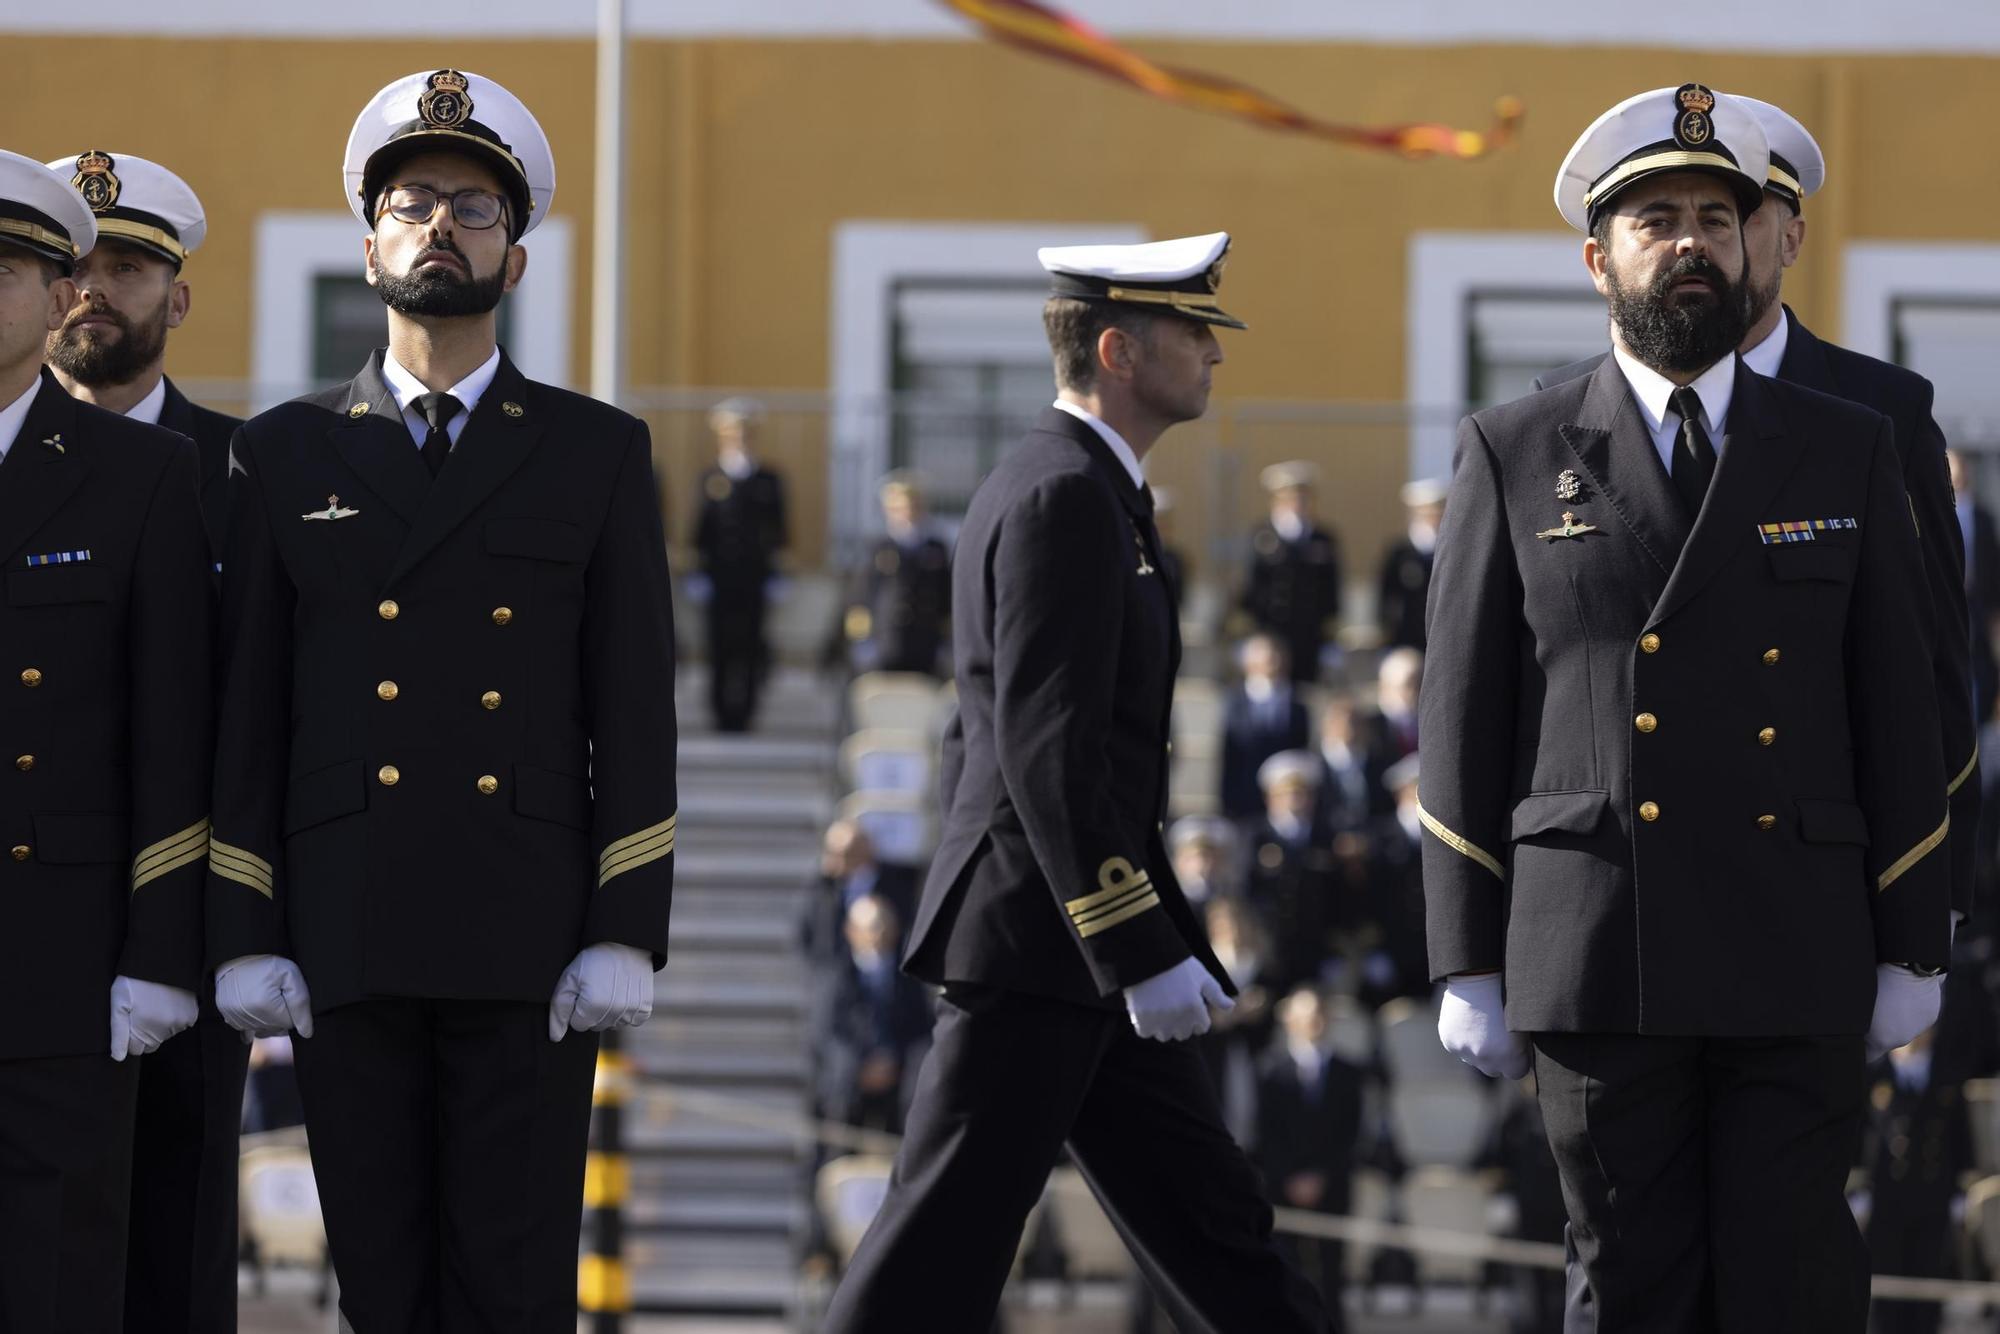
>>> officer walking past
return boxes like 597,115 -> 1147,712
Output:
203,71 -> 677,1331
43,149 -> 247,1333
693,396 -> 787,730
0,150 -> 211,1333
823,233 -> 1330,1333
1421,86 -> 1952,1329
1243,460 -> 1343,685
1535,92 -> 1980,930
841,470 -> 951,677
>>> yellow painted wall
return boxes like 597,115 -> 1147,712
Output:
8,34 -> 1996,569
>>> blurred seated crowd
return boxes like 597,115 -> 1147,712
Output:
796,448 -> 2000,1331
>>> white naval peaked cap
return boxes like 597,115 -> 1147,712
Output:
1038,231 -> 1247,330
1724,94 -> 1825,210
1261,460 -> 1319,494
1168,815 -> 1235,853
1553,83 -> 1770,234
0,149 -> 95,273
46,151 -> 204,266
344,69 -> 555,241
1258,749 -> 1323,792
1400,478 -> 1447,508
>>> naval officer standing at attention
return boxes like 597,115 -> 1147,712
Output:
0,149 -> 212,1334
1420,85 -> 1951,1331
823,233 -> 1331,1334
43,147 -> 249,1334
1534,92 -> 1980,931
203,70 -> 678,1331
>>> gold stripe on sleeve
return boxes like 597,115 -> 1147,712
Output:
1878,814 -> 1950,893
1949,745 -> 1980,798
598,828 -> 675,888
132,818 -> 210,888
1417,802 -> 1506,881
208,838 -> 275,898
1074,892 -> 1161,938
597,814 -> 676,874
1071,885 -> 1157,929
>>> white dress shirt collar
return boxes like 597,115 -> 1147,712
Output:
1052,398 -> 1147,492
0,373 -> 44,466
1740,310 -> 1790,380
382,347 -> 502,450
1612,346 -> 1739,473
124,376 -> 168,427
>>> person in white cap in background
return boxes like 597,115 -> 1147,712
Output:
824,232 -> 1333,1333
1242,458 -> 1344,685
1421,83 -> 1950,1329
1375,478 -> 1444,651
202,70 -> 677,1330
0,148 -> 212,1334
42,148 -> 247,1334
46,152 -> 237,549
692,394 -> 787,730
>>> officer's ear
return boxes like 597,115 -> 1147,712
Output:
167,277 -> 191,332
42,274 -> 76,333
1781,212 -> 1805,271
1582,235 -> 1614,299
1095,323 -> 1142,385
362,233 -> 379,288
502,243 -> 527,295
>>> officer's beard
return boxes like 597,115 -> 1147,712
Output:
371,240 -> 507,318
1605,249 -> 1753,377
47,294 -> 170,387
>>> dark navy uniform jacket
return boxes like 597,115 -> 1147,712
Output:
0,370 -> 213,1058
159,376 -> 238,556
905,407 -> 1228,1006
1537,306 -> 1979,918
1421,357 -> 1950,1036
206,350 -> 677,1012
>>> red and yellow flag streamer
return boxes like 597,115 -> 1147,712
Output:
939,0 -> 1522,160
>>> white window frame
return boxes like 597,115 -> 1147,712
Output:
1406,231 -> 1598,482
1841,242 -> 2000,361
828,220 -> 1146,544
249,211 -> 573,410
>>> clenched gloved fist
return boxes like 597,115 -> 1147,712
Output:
1438,972 -> 1531,1080
215,954 -> 315,1039
1123,956 -> 1233,1042
1866,964 -> 1943,1062
549,943 -> 656,1041
110,976 -> 199,1060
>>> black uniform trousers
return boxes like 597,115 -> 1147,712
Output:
0,1053 -> 141,1334
1534,1032 -> 1870,1334
124,999 -> 250,1334
822,985 -> 1330,1334
292,998 -> 598,1334
707,577 -> 769,732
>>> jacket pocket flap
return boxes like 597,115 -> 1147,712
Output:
7,566 -> 110,606
1796,798 -> 1870,846
484,517 -> 587,563
31,811 -> 129,864
284,760 -> 368,837
513,763 -> 591,828
1766,544 -> 1851,583
1510,789 -> 1609,839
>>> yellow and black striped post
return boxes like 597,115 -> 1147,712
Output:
579,1032 -> 633,1331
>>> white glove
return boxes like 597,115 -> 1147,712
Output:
214,954 -> 315,1039
1438,972 -> 1531,1080
1123,956 -> 1233,1042
109,976 -> 199,1061
549,943 -> 656,1041
1866,964 -> 1943,1062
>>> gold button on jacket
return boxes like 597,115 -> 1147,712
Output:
477,775 -> 499,795
1638,802 -> 1660,823
377,765 -> 401,787
19,668 -> 41,687
1758,727 -> 1777,746
480,691 -> 502,710
1757,814 -> 1778,831
1635,713 -> 1658,734
377,680 -> 400,701
378,599 -> 400,620
491,606 -> 514,626
1640,633 -> 1661,654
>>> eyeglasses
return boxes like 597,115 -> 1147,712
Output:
378,185 -> 508,232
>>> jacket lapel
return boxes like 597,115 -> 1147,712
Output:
328,351 -> 430,527
158,377 -> 195,438
1773,306 -> 1837,395
1647,363 -> 1802,628
0,371 -> 88,566
386,353 -> 545,587
1555,357 -> 1689,579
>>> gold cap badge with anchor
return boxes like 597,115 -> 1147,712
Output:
417,70 -> 474,130
70,150 -> 119,213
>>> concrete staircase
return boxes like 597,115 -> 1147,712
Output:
610,667 -> 837,1328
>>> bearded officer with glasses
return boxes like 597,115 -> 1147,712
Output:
204,70 -> 677,1331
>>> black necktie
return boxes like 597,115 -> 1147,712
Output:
414,392 -> 463,478
1668,385 -> 1716,518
